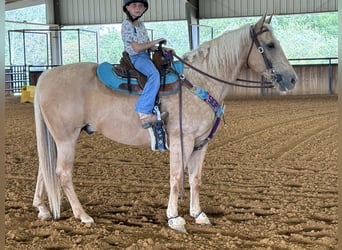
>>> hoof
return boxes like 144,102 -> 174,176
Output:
168,216 -> 187,233
194,212 -> 211,225
36,205 -> 53,221
82,124 -> 95,134
81,215 -> 94,224
38,211 -> 52,221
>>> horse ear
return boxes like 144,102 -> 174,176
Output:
255,13 -> 267,30
266,14 -> 273,24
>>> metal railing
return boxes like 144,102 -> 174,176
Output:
5,64 -> 60,95
5,65 -> 27,95
289,57 -> 338,65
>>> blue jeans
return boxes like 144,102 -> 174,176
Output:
130,52 -> 160,115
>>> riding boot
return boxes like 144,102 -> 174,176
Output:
139,112 -> 169,129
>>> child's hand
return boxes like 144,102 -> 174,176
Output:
158,39 -> 167,45
163,47 -> 175,55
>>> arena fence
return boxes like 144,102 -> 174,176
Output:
5,64 -> 59,95
5,65 -> 27,95
290,57 -> 338,95
4,57 -> 338,97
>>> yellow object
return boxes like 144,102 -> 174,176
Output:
20,86 -> 36,103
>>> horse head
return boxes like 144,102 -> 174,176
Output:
246,14 -> 298,93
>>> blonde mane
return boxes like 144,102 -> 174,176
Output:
183,24 -> 253,77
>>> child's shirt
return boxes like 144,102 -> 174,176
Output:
121,19 -> 150,56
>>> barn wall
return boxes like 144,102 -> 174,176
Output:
199,0 -> 338,19
58,0 -> 187,25
225,64 -> 338,97
291,64 -> 338,95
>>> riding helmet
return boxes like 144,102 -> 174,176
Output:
123,0 -> 149,12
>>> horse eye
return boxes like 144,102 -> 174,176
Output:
267,43 -> 275,49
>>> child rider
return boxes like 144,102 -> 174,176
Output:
122,0 -> 173,129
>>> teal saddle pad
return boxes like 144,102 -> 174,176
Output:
97,61 -> 184,96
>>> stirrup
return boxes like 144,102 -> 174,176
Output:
148,121 -> 169,152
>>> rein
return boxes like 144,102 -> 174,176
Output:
173,54 -> 275,89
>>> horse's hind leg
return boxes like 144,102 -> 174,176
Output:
33,168 -> 52,220
55,140 -> 94,223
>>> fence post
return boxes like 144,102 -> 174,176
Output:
328,58 -> 333,95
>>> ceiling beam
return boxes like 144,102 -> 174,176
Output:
5,0 -> 45,11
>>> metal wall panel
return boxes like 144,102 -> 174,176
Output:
198,0 -> 338,19
53,0 -> 338,25
58,0 -> 187,25
6,0 -> 339,21
58,0 -> 121,25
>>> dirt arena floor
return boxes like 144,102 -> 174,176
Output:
5,95 -> 337,249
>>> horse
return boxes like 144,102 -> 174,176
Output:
32,15 -> 297,233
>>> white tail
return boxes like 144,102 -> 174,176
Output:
34,90 -> 61,219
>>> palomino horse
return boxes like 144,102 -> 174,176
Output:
33,15 -> 297,232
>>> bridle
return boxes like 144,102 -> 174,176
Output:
246,25 -> 273,70
246,25 -> 280,84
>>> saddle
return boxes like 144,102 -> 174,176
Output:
113,52 -> 147,90
112,50 -> 175,93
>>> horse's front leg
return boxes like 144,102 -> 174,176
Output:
167,138 -> 194,233
188,145 -> 211,225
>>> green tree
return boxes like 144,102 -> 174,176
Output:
5,4 -> 47,65
5,6 -> 338,66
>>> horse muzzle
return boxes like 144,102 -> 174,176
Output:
263,69 -> 297,93
277,71 -> 297,93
